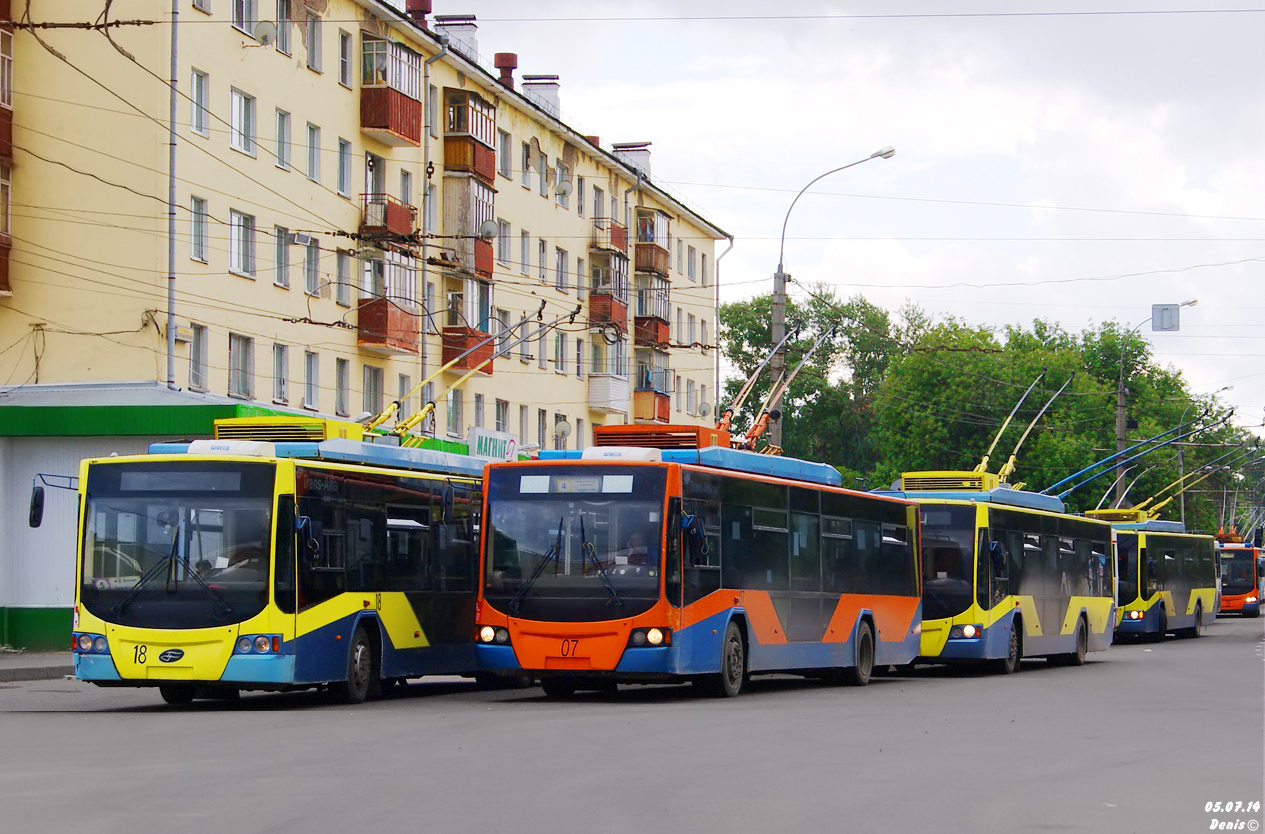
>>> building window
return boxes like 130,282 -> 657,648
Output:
420,382 -> 435,435
474,393 -> 485,429
424,281 -> 437,333
304,351 -> 319,409
701,253 -> 709,287
538,239 -> 546,282
273,343 -> 289,403
427,84 -> 439,138
0,30 -> 8,108
306,123 -> 320,181
398,374 -> 412,419
555,247 -> 568,292
555,161 -> 570,208
425,183 -> 437,233
338,30 -> 352,87
495,399 -> 509,433
232,0 -> 257,34
701,320 -> 709,351
518,315 -> 530,362
334,358 -> 350,415
520,230 -> 530,275
518,404 -> 528,446
337,139 -> 352,196
687,246 -> 697,281
363,365 -> 384,415
675,308 -> 683,343
701,384 -> 708,414
190,196 -> 208,262
190,69 -> 209,136
274,226 -> 290,287
193,0 -> 210,13
275,109 -> 291,169
576,418 -> 585,450
554,332 -> 566,374
306,10 -> 322,72
676,240 -> 683,273
400,169 -> 413,207
576,258 -> 586,300
576,177 -> 585,217
687,313 -> 696,347
537,325 -> 547,370
496,219 -> 511,264
305,238 -> 320,295
553,413 -> 567,450
446,390 -> 464,437
189,324 -> 208,390
229,88 -> 256,155
497,129 -> 512,178
228,210 -> 256,277
675,374 -> 682,411
576,338 -> 584,379
686,379 -> 697,415
537,409 -> 547,448
593,185 -> 604,220
496,308 -> 510,353
521,142 -> 530,187
336,250 -> 351,306
538,154 -> 549,197
275,0 -> 292,54
228,333 -> 255,399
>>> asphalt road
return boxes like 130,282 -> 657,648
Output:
2,617 -> 1261,834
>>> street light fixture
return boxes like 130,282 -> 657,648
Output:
768,146 -> 895,447
1115,298 -> 1198,504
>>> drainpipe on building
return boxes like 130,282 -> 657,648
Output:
419,34 -> 450,416
622,174 -> 642,423
713,234 -> 734,410
165,0 -> 179,389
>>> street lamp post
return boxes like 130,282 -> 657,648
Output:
1115,298 -> 1197,505
769,146 -> 895,448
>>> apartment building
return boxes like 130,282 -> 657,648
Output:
0,0 -> 727,448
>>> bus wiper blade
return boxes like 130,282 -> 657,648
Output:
174,551 -> 233,620
580,515 -> 623,608
113,520 -> 183,615
508,517 -> 565,615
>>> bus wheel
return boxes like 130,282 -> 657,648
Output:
1064,616 -> 1088,666
540,678 -> 576,699
990,621 -> 1022,675
1151,610 -> 1168,642
159,684 -> 196,706
715,621 -> 747,697
1182,604 -> 1204,638
842,622 -> 875,686
336,626 -> 378,705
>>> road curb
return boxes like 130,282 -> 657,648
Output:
0,666 -> 73,683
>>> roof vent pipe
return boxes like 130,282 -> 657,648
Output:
494,53 -> 518,89
405,0 -> 432,26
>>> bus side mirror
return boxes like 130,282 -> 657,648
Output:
28,486 -> 45,528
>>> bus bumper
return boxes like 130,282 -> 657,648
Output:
1115,604 -> 1159,636
476,643 -> 680,676
74,652 -> 121,681
924,610 -> 1015,661
221,653 -> 296,684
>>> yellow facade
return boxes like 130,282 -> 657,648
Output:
0,0 -> 726,449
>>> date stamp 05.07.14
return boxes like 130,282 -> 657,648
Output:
1204,801 -> 1262,831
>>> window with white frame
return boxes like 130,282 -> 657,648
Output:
363,365 -> 384,415
676,240 -> 683,273
538,239 -> 546,282
335,358 -> 350,415
228,210 -> 256,277
576,258 -> 585,300
520,142 -> 530,187
400,169 -> 413,207
189,324 -> 208,390
305,238 -> 320,295
273,343 -> 289,403
336,250 -> 351,306
428,84 -> 439,138
474,393 -> 485,429
193,0 -> 210,13
701,253 -> 709,287
232,0 -> 257,34
275,109 -> 291,169
306,123 -> 320,181
497,129 -> 511,178
554,332 -> 566,374
229,88 -> 256,155
686,379 -> 697,415
190,196 -> 208,262
190,69 -> 209,135
518,405 -> 528,446
276,0 -> 292,54
701,319 -> 709,351
555,161 -> 570,208
496,219 -> 510,264
538,154 -> 548,197
577,177 -> 585,217
338,30 -> 352,87
274,226 -> 290,287
555,247 -> 568,292
398,374 -> 412,419
362,37 -> 422,100
425,183 -> 436,233
495,399 -> 509,433
446,390 -> 464,436
701,384 -> 708,414
687,246 -> 697,281
537,326 -> 547,369
336,139 -> 352,196
576,418 -> 585,450
424,281 -> 437,332
520,230 -> 530,275
537,409 -> 547,448
687,313 -> 696,347
593,185 -> 604,219
553,413 -> 567,450
421,382 -> 436,435
518,315 -> 530,362
675,374 -> 682,411
304,350 -> 319,409
305,10 -> 322,72
575,338 -> 584,378
496,308 -> 510,353
228,333 -> 255,398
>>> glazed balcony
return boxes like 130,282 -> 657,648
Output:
444,135 -> 496,185
634,241 -> 669,276
588,371 -> 630,414
357,297 -> 419,355
361,193 -> 416,240
591,218 -> 628,254
441,326 -> 495,375
361,86 -> 422,147
588,290 -> 629,331
633,390 -> 671,424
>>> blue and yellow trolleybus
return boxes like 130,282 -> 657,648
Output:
59,417 -> 486,705
881,470 -> 1115,673
474,425 -> 922,697
1089,509 -> 1218,640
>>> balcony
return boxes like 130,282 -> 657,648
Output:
591,218 -> 628,254
441,326 -> 495,375
588,292 -> 628,331
361,86 -> 422,146
633,390 -> 671,424
444,135 -> 496,185
588,372 -> 630,414
357,297 -> 419,355
634,241 -> 669,276
634,286 -> 670,346
361,193 -> 416,240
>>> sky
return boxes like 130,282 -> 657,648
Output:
447,0 -> 1265,434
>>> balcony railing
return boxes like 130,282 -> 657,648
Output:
588,293 -> 628,330
357,297 -> 419,355
634,241 -> 669,276
633,390 -> 671,424
591,218 -> 629,254
444,135 -> 497,184
441,325 -> 495,375
635,287 -> 670,321
590,266 -> 629,303
361,193 -> 416,239
634,366 -> 671,394
360,86 -> 422,147
588,372 -> 630,414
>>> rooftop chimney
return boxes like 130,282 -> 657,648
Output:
494,53 -> 518,90
405,0 -> 432,26
433,14 -> 478,61
521,74 -> 561,119
612,142 -> 652,176
585,135 -> 601,148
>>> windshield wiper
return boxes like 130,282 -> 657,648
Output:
580,515 -> 623,608
508,516 -> 564,615
114,516 -> 232,620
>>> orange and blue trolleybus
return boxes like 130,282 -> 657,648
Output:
880,470 -> 1115,673
57,417 -> 486,705
1216,536 -> 1261,617
474,425 -> 922,697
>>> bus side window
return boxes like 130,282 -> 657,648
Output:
665,498 -> 682,608
273,496 -> 297,614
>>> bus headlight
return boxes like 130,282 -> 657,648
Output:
479,626 -> 496,644
76,634 -> 93,652
1128,610 -> 1144,620
478,626 -> 510,645
949,624 -> 983,639
237,637 -> 253,653
92,636 -> 108,653
253,636 -> 271,653
1247,596 -> 1258,604
628,628 -> 671,648
646,628 -> 665,646
495,628 -> 510,644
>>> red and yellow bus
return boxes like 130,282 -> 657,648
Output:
1216,539 -> 1261,617
473,428 -> 922,697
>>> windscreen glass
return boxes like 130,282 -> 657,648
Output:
483,465 -> 666,622
80,461 -> 276,629
920,504 -> 976,620
1117,534 -> 1139,604
1220,550 -> 1257,596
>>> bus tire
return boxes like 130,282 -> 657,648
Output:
335,625 -> 378,705
159,684 -> 196,706
990,620 -> 1022,675
540,678 -> 576,699
1064,616 -> 1088,666
842,621 -> 875,686
1151,609 -> 1168,642
1182,603 -> 1204,638
1248,607 -> 1261,619
701,621 -> 747,697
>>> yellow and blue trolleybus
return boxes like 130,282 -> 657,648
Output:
61,418 -> 486,705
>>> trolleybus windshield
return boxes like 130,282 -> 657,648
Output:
483,465 -> 667,622
920,504 -> 976,620
80,461 -> 276,629
1117,533 -> 1139,603
1220,549 -> 1257,596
